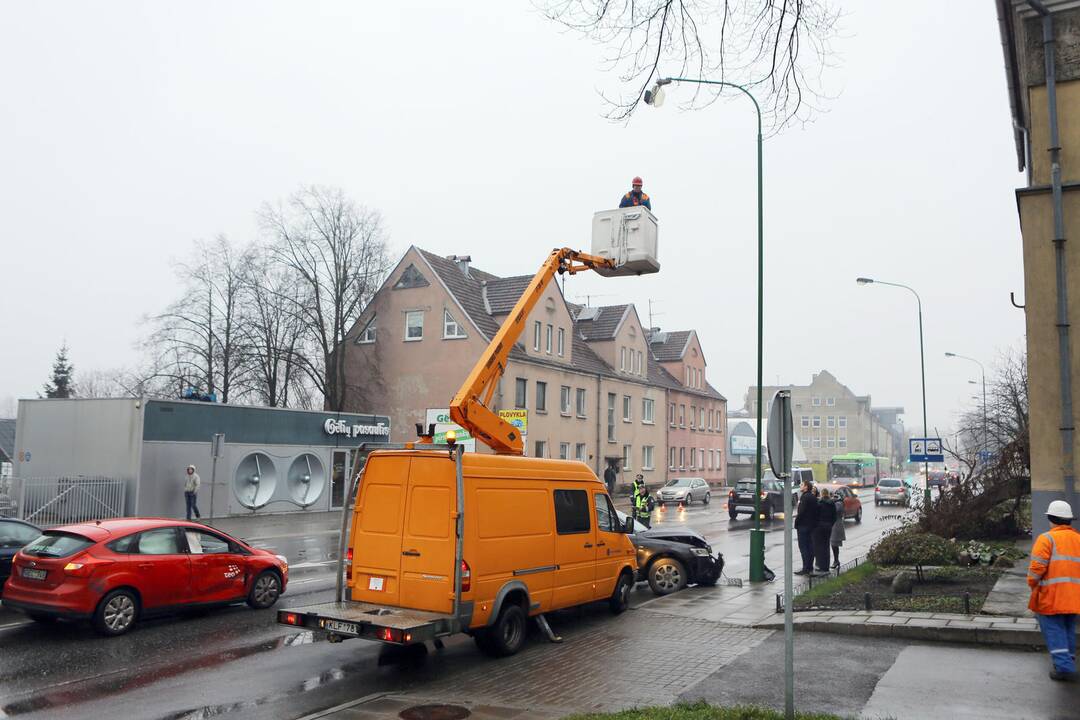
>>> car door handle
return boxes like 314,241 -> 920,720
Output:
402,550 -> 421,557
596,542 -> 606,547
138,563 -> 154,570
583,543 -> 593,549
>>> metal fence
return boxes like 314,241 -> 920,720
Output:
0,476 -> 126,526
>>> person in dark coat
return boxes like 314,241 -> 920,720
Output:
618,176 -> 652,210
815,489 -> 838,574
794,480 -> 818,575
603,462 -> 617,494
830,492 -> 847,569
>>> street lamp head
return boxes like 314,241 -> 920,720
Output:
856,277 -> 874,285
643,77 -> 673,107
968,380 -> 978,385
944,352 -> 957,358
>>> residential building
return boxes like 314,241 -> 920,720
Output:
745,370 -> 897,467
648,330 -> 727,485
339,247 -> 668,491
997,0 -> 1080,534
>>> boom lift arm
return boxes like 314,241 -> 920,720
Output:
450,248 -> 617,455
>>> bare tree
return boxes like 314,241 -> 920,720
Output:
260,186 -> 391,412
539,0 -> 841,128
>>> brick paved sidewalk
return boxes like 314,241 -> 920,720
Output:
297,693 -> 561,720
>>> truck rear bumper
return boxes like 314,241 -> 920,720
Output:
278,600 -> 463,644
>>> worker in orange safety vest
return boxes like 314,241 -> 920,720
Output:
1028,499 -> 1080,681
619,176 -> 652,211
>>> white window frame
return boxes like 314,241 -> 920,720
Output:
669,402 -> 676,427
826,397 -> 836,406
560,385 -> 572,415
636,350 -> 643,375
405,310 -> 424,341
533,321 -> 541,351
642,445 -> 654,471
534,440 -> 547,458
622,395 -> 632,422
559,442 -> 570,460
642,398 -> 655,424
620,347 -> 627,371
813,438 -> 822,448
669,447 -> 677,469
515,377 -> 527,409
576,388 -> 587,417
557,327 -> 565,357
622,444 -> 632,471
812,416 -> 821,428
812,396 -> 821,406
442,309 -> 466,339
801,415 -> 809,428
827,416 -> 835,428
679,447 -> 686,469
679,405 -> 686,427
575,442 -> 587,461
827,437 -> 836,448
690,405 -> 696,429
839,416 -> 847,428
535,381 -> 547,413
358,315 -> 376,344
839,436 -> 848,448
545,324 -> 553,354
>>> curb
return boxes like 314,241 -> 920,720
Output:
754,616 -> 1045,648
294,692 -> 389,720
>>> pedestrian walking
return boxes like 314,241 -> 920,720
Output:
814,488 -> 837,574
1029,500 -> 1080,681
604,461 -> 617,495
794,480 -> 818,575
184,465 -> 201,521
829,491 -> 846,569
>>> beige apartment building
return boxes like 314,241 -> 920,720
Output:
339,247 -> 674,490
746,370 -> 896,467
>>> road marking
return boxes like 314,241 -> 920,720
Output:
288,560 -> 337,570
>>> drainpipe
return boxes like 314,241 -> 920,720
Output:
1030,0 -> 1077,510
596,374 -> 603,478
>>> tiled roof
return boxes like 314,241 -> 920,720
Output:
647,358 -> 683,391
649,330 -> 692,361
418,249 -> 501,339
576,304 -> 628,341
0,419 -> 14,461
485,275 -> 533,315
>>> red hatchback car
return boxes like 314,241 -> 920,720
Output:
1,518 -> 288,636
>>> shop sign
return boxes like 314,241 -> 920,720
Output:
323,418 -> 391,438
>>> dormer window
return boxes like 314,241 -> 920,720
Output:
557,328 -> 565,356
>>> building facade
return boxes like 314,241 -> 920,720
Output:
998,0 -> 1080,534
339,247 -> 726,491
745,370 -> 897,467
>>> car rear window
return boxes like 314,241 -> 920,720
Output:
878,479 -> 901,487
735,481 -> 756,492
21,531 -> 94,558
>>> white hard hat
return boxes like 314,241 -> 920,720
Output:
1047,500 -> 1075,520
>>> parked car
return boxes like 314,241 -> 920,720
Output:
656,477 -> 711,506
2,518 -> 288,636
728,472 -> 797,520
816,483 -> 862,523
616,510 -> 724,595
0,519 -> 42,596
874,477 -> 909,506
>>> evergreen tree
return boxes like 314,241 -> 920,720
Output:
43,344 -> 75,398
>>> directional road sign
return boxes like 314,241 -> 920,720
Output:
909,437 -> 944,463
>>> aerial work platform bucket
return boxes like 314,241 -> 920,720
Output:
590,207 -> 661,277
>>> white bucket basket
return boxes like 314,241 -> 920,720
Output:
590,207 -> 661,277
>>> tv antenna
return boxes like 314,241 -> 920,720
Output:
648,299 -> 665,329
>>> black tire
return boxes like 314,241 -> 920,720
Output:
647,557 -> 688,596
855,507 -> 863,524
478,603 -> 527,657
764,501 -> 774,521
28,613 -> 56,624
93,589 -> 139,636
685,494 -> 693,505
609,571 -> 633,614
703,493 -> 711,505
729,510 -> 738,520
247,570 -> 282,609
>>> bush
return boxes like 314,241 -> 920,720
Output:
868,526 -> 960,566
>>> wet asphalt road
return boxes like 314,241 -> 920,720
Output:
0,491 -> 903,720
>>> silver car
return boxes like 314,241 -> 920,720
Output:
657,477 -> 711,506
874,477 -> 909,506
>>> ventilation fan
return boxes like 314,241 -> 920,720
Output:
287,453 -> 326,507
233,452 -> 278,509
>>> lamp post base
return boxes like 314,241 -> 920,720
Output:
749,528 -> 766,582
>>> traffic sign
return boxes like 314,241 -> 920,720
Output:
767,390 -> 794,478
909,437 -> 944,463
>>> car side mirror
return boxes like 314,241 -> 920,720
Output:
624,517 -> 635,534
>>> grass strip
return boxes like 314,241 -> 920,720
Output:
563,701 -> 849,720
795,561 -> 878,604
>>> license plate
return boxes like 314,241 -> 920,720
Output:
21,568 -> 46,580
324,619 -> 358,635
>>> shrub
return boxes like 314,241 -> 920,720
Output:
868,526 -> 960,566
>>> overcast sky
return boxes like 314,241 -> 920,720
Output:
0,2 -> 1025,436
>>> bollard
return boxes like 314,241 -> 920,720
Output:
776,593 -> 783,614
963,592 -> 971,615
864,592 -> 872,611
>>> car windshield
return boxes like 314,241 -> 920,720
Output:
615,509 -> 648,534
878,478 -> 901,487
21,531 -> 94,558
665,479 -> 694,488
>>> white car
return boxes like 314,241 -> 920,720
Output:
656,477 -> 711,506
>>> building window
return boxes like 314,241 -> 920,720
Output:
685,367 -> 691,385
636,350 -> 643,375
827,437 -> 836,448
838,416 -> 847,428
642,445 -> 654,470
669,447 -> 676,469
576,388 -> 587,417
679,404 -> 686,427
515,378 -> 527,409
700,408 -> 706,428
812,416 -> 821,428
839,436 -> 847,448
699,449 -> 705,469
607,393 -> 616,442
669,402 -> 676,427
405,310 -> 424,341
620,347 -> 627,371
827,416 -> 835,428
533,321 -> 541,351
357,316 -> 376,344
442,309 -> 466,339
812,396 -> 821,406
560,386 -> 571,415
801,416 -> 810,428
536,381 -> 547,412
813,438 -> 821,448
679,447 -> 686,469
622,444 -> 632,471
717,449 -> 723,466
642,398 -> 655,424
545,324 -> 553,354
688,449 -> 695,470
559,442 -> 570,460
557,328 -> 565,356
622,395 -> 632,422
575,442 -> 587,461
535,440 -> 547,458
690,406 -> 696,429
826,397 -> 835,406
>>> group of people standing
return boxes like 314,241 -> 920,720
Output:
793,479 -> 846,575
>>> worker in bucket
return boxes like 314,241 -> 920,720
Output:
619,176 -> 652,211
632,474 -> 651,528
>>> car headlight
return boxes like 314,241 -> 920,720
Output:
275,554 -> 288,567
690,547 -> 711,557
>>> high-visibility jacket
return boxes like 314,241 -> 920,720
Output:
1028,524 -> 1080,614
619,191 -> 652,210
633,489 -> 649,518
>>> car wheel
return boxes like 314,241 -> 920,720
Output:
686,494 -> 693,505
703,493 -> 711,506
27,613 -> 56,624
609,571 -> 633,614
93,589 -> 139,637
477,603 -> 527,657
247,571 -> 282,609
647,558 -> 688,596
729,509 -> 739,520
855,507 -> 863,524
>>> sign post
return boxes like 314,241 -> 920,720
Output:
209,432 -> 224,520
766,389 -> 795,720
909,437 -> 944,507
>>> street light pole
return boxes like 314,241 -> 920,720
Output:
946,352 -> 988,458
646,76 -> 768,583
857,277 -> 931,507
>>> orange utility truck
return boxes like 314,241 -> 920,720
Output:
279,214 -> 660,656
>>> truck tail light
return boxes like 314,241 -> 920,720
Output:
279,611 -> 301,626
380,627 -> 405,643
345,547 -> 353,581
460,559 -> 471,592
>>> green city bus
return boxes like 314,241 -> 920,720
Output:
827,452 -> 889,487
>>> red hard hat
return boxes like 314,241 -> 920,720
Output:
632,176 -> 643,185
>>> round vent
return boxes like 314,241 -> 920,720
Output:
287,453 -> 325,507
233,452 -> 278,509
